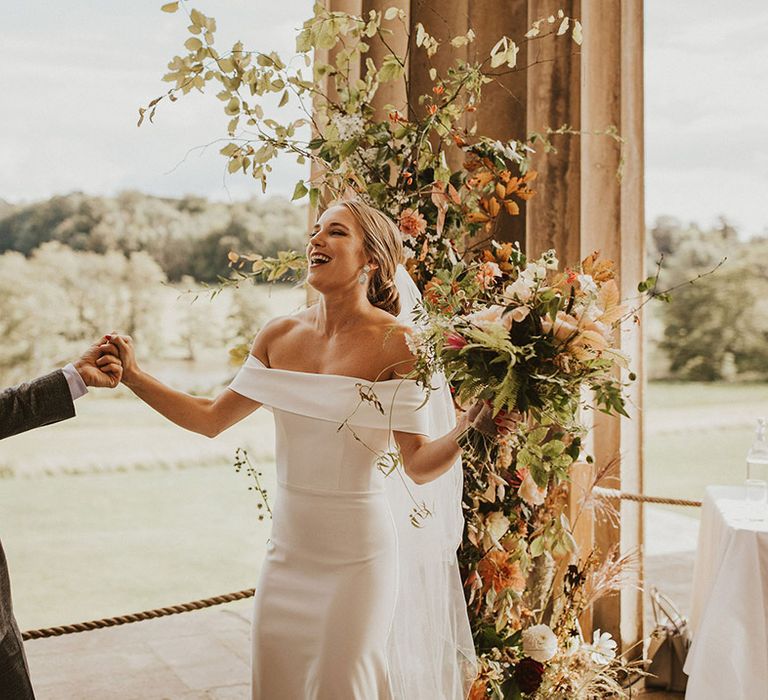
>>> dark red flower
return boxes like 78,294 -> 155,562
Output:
515,657 -> 545,695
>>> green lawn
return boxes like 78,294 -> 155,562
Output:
644,381 -> 767,503
1,394 -> 277,630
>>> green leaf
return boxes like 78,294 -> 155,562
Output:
378,54 -> 404,83
309,187 -> 319,209
227,157 -> 242,174
296,29 -> 312,53
572,20 -> 583,45
339,138 -> 359,158
185,37 -> 203,51
529,536 -> 545,557
384,6 -> 399,20
160,1 -> 179,12
278,90 -> 289,108
292,180 -> 308,201
367,182 -> 387,202
190,8 -> 205,27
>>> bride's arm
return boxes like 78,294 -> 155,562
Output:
388,324 -> 478,484
394,417 -> 470,485
111,322 -> 278,437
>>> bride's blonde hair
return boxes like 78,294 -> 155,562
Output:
336,198 -> 403,317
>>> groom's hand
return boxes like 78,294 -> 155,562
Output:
74,335 -> 123,388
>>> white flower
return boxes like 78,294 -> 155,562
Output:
539,249 -> 559,270
404,328 -> 426,356
585,629 -> 617,665
518,469 -> 547,506
564,635 -> 581,656
522,624 -> 559,663
465,305 -> 506,332
330,112 -> 365,141
577,273 -> 598,297
484,510 -> 510,547
503,276 -> 534,303
528,262 -> 548,280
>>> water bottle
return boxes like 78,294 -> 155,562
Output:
746,417 -> 768,520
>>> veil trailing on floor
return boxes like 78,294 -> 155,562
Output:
383,263 -> 478,699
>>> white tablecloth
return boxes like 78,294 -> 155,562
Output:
685,485 -> 768,699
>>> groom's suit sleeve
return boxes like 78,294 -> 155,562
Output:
0,370 -> 76,441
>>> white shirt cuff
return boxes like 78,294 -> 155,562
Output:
62,363 -> 88,401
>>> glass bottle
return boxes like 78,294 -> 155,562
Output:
746,418 -> 768,520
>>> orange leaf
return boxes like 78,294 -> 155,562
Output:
504,200 -> 520,216
505,177 -> 520,196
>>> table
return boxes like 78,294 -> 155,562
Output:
684,485 -> 768,699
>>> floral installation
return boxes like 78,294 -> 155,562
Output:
143,2 -> 651,697
403,245 -> 643,698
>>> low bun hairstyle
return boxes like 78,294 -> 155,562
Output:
337,199 -> 403,317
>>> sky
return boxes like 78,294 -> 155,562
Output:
1,0 -> 767,236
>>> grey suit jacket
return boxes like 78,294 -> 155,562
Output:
0,369 -> 75,699
0,369 -> 75,441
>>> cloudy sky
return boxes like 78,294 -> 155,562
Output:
2,1 -> 767,236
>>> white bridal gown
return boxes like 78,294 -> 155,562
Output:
229,354 -> 475,700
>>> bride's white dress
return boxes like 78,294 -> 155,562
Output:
229,354 -> 474,699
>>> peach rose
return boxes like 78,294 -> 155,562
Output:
541,310 -> 579,343
476,261 -> 502,289
398,208 -> 427,238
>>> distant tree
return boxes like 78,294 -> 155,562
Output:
0,242 -> 167,384
659,242 -> 768,380
0,191 -> 306,282
176,276 -> 225,361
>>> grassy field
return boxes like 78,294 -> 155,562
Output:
2,347 -> 766,631
644,381 -> 767,502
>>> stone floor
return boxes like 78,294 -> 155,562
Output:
24,506 -> 699,699
26,601 -> 253,699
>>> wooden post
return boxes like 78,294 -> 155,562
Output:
578,0 -> 644,653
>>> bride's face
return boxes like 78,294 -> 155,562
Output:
306,205 -> 376,291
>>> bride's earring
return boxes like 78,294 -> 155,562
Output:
358,263 -> 371,285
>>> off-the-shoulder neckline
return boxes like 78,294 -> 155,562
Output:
245,354 -> 416,384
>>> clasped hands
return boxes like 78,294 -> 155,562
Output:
74,332 -> 141,389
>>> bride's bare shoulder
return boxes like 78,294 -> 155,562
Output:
249,314 -> 305,366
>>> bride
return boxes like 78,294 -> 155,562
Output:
110,198 -> 478,699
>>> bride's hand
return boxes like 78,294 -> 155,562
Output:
456,399 -> 485,433
109,333 -> 142,385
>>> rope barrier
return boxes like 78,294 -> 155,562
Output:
22,588 -> 255,641
593,486 -> 702,508
21,490 -> 700,642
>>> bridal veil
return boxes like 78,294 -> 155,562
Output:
384,263 -> 478,699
